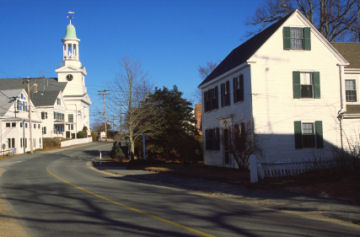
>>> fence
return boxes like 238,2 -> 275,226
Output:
0,148 -> 14,156
60,137 -> 92,148
249,155 -> 336,183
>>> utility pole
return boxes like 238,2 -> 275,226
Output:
23,78 -> 38,154
97,89 -> 110,141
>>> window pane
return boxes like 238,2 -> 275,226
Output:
345,80 -> 355,90
290,28 -> 304,49
302,123 -> 315,147
302,123 -> 314,135
345,80 -> 357,102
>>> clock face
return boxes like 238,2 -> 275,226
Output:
66,74 -> 73,81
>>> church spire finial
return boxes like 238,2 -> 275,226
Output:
67,10 -> 75,24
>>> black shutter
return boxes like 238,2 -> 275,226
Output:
239,74 -> 244,101
214,86 -> 219,109
221,83 -> 225,107
233,77 -> 237,102
215,127 -> 220,150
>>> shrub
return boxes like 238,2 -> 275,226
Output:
91,131 -> 99,141
110,141 -> 126,159
43,138 -> 62,149
77,126 -> 88,138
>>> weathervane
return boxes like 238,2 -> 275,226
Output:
67,10 -> 75,24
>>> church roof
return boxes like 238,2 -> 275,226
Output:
199,11 -> 294,87
0,89 -> 23,117
331,42 -> 360,68
0,78 -> 67,107
65,23 -> 77,39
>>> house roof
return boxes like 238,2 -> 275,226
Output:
0,78 -> 66,106
331,42 -> 360,68
199,11 -> 294,87
0,89 -> 23,117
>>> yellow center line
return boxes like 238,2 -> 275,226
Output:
46,168 -> 215,237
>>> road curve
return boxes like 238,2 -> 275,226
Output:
1,142 -> 359,237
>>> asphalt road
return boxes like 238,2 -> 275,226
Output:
1,142 -> 359,237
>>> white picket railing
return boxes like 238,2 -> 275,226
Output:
249,155 -> 336,182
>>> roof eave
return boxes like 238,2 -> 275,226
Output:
198,61 -> 250,89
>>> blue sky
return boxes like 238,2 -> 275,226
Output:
0,0 -> 264,125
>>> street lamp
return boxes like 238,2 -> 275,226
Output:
23,78 -> 38,154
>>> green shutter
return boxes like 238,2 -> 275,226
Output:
294,121 -> 302,149
283,27 -> 291,50
315,121 -> 323,148
304,27 -> 311,50
293,71 -> 301,98
313,72 -> 320,98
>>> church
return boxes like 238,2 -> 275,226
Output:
0,15 -> 91,154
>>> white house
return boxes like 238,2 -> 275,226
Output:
331,42 -> 360,151
0,16 -> 91,140
198,10 -> 359,177
0,89 -> 42,155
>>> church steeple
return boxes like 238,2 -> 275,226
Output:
61,11 -> 81,67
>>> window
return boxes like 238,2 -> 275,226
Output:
17,100 -> 22,111
204,86 -> 219,112
20,122 -> 23,128
6,123 -> 10,127
38,124 -> 40,129
24,138 -> 27,148
294,121 -> 323,149
302,123 -> 315,147
54,112 -> 64,121
25,123 -> 28,128
345,80 -> 357,102
12,122 -> 16,127
233,75 -> 244,103
20,138 -> 23,148
205,128 -> 220,150
290,28 -> 304,49
33,124 -> 36,129
41,112 -> 48,119
283,27 -> 311,50
221,81 -> 230,107
68,114 -> 74,123
42,127 -> 47,135
23,102 -> 27,112
293,71 -> 320,99
57,98 -> 61,105
8,138 -> 15,148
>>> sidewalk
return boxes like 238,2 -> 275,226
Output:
92,160 -> 360,229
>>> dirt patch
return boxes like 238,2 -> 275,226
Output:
105,158 -> 360,204
0,190 -> 29,237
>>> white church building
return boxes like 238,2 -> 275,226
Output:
0,16 -> 91,154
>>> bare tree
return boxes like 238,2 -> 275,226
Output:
223,120 -> 261,169
248,0 -> 360,41
111,58 -> 161,160
198,61 -> 217,79
195,62 -> 218,103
